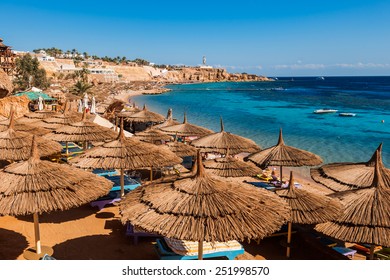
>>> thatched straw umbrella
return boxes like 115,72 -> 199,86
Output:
159,112 -> 214,138
191,117 -> 261,154
120,152 -> 291,259
0,113 -> 62,161
310,144 -> 390,192
44,110 -> 117,149
16,110 -> 56,124
0,110 -> 51,136
276,171 -> 341,258
165,140 -> 198,158
204,155 -> 262,177
152,108 -> 180,129
245,128 -> 323,183
0,137 -> 113,259
70,119 -> 182,197
134,128 -> 173,144
315,151 -> 390,260
124,104 -> 165,124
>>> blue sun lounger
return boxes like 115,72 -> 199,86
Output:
92,169 -> 118,176
154,239 -> 244,260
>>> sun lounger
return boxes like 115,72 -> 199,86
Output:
374,248 -> 390,260
90,191 -> 121,210
154,238 -> 244,260
332,247 -> 357,259
101,175 -> 141,192
245,181 -> 276,191
92,169 -> 118,176
126,223 -> 161,245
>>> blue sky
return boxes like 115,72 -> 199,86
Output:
2,0 -> 390,76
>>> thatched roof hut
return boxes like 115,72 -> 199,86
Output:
246,129 -> 323,181
315,152 -> 390,259
159,113 -> 214,137
120,153 -> 291,259
310,144 -> 390,192
191,118 -> 261,154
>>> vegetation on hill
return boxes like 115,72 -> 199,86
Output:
14,54 -> 50,90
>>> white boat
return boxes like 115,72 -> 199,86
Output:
313,109 -> 338,114
316,76 -> 325,80
339,113 -> 356,117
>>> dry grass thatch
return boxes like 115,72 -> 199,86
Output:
310,144 -> 390,192
276,171 -> 341,224
204,156 -> 262,177
159,113 -> 214,137
70,123 -> 183,169
44,111 -> 117,142
151,108 -> 180,129
0,113 -> 62,161
315,152 -> 390,247
165,141 -> 198,157
0,137 -> 113,216
134,128 -> 173,144
0,117 -> 51,136
120,153 -> 291,242
17,110 -> 56,124
246,129 -> 323,168
124,105 -> 165,123
191,118 -> 261,154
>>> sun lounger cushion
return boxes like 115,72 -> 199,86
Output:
164,237 -> 242,256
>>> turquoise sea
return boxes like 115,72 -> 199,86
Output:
133,76 -> 390,166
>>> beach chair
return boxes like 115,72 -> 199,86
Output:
245,181 -> 276,191
90,191 -> 121,210
154,238 -> 244,260
374,248 -> 390,260
125,223 -> 161,245
102,175 -> 141,192
332,247 -> 357,259
92,169 -> 118,176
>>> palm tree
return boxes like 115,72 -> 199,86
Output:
70,81 -> 93,96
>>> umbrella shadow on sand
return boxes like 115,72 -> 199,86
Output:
52,218 -> 158,260
16,204 -> 100,224
0,228 -> 29,260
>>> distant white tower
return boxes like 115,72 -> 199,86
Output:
202,56 -> 206,65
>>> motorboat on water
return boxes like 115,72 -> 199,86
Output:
339,113 -> 357,117
313,109 -> 338,114
316,76 -> 325,80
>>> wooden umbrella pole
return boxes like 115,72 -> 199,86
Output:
33,212 -> 42,255
369,245 -> 375,260
286,221 -> 292,258
150,166 -> 153,181
120,168 -> 125,197
280,166 -> 283,184
66,141 -> 69,155
198,240 -> 204,260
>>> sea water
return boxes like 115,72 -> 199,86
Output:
133,76 -> 390,166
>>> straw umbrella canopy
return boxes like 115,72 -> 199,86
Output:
152,108 -> 180,129
16,110 -> 56,124
0,137 -> 113,259
134,128 -> 174,144
310,144 -> 390,192
191,117 -> 261,154
0,111 -> 51,136
0,113 -> 62,161
204,155 -> 262,177
165,140 -> 198,157
315,151 -> 390,259
70,119 -> 183,197
44,110 -> 117,144
245,128 -> 323,182
124,104 -> 165,123
276,171 -> 342,258
120,152 -> 291,259
159,112 -> 214,138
